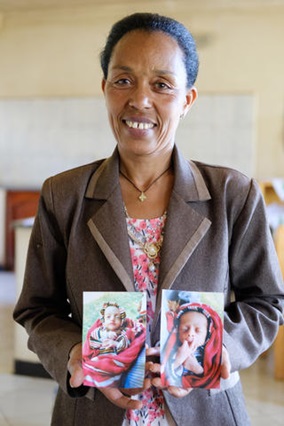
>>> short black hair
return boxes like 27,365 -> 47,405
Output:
100,12 -> 199,88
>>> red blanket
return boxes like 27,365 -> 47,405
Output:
82,318 -> 146,388
161,303 -> 223,389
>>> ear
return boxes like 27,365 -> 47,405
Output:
181,86 -> 198,118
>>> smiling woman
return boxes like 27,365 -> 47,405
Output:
101,29 -> 197,221
102,30 -> 197,175
13,12 -> 284,426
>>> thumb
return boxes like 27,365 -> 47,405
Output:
69,361 -> 85,388
67,343 -> 84,388
221,346 -> 231,380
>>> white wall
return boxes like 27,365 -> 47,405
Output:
0,3 -> 283,179
0,2 -> 284,266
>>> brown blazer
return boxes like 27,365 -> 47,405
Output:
14,146 -> 284,426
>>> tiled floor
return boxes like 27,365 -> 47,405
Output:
1,271 -> 284,426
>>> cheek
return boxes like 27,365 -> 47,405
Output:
198,333 -> 207,344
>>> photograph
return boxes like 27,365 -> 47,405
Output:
82,291 -> 146,388
160,290 -> 224,389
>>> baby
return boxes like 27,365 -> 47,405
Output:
162,303 -> 223,389
83,301 -> 146,388
173,309 -> 208,376
89,302 -> 131,355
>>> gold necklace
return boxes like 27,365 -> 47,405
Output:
119,166 -> 171,202
125,210 -> 166,268
127,227 -> 163,259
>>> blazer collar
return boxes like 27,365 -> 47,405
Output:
85,148 -> 121,200
171,145 -> 211,202
85,145 -> 211,202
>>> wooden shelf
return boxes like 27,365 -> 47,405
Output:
259,181 -> 284,206
259,182 -> 284,380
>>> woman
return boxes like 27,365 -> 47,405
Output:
14,12 -> 284,426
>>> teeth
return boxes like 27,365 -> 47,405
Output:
125,120 -> 154,130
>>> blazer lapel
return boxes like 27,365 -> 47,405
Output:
85,150 -> 135,292
152,147 -> 212,332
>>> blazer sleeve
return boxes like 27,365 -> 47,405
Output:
224,178 -> 284,372
13,177 -> 88,397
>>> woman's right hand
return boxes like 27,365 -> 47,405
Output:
100,360 -> 154,410
67,342 -> 145,410
67,343 -> 85,388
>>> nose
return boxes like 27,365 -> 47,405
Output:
128,82 -> 152,110
186,327 -> 195,338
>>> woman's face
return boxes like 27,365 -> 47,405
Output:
102,30 -> 197,159
178,311 -> 208,347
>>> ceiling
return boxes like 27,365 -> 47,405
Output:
1,0 -> 284,12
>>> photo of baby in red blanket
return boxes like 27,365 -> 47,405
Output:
82,292 -> 146,388
161,290 -> 223,390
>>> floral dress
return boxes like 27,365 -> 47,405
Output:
122,212 -> 168,426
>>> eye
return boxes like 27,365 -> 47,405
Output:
113,78 -> 132,87
154,80 -> 173,92
156,82 -> 169,89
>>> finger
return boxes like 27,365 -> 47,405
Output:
69,361 -> 85,388
119,377 -> 152,398
221,362 -> 231,380
151,376 -> 163,389
167,386 -> 193,398
101,387 -> 143,410
146,346 -> 160,357
148,362 -> 161,374
143,377 -> 152,389
119,388 -> 143,396
221,346 -> 231,380
151,376 -> 192,398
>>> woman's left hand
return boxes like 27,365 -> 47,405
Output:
146,345 -> 232,398
146,346 -> 193,398
220,345 -> 231,380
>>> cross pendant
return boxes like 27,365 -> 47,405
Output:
138,192 -> 147,202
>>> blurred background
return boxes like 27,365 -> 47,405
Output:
0,1 -> 283,425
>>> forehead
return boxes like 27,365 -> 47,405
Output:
109,30 -> 184,70
180,310 -> 207,326
104,306 -> 120,315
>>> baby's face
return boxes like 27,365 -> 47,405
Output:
178,311 -> 208,347
104,306 -> 122,331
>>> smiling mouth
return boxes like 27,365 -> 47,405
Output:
125,120 -> 155,130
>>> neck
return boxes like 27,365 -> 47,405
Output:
118,151 -> 173,189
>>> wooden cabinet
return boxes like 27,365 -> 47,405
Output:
259,181 -> 284,380
5,190 -> 40,270
273,224 -> 284,380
